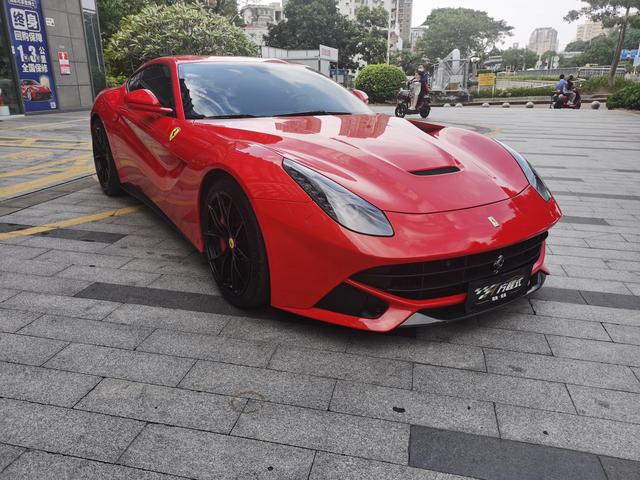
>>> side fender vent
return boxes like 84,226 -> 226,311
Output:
410,166 -> 460,176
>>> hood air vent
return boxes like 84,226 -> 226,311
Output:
410,166 -> 460,176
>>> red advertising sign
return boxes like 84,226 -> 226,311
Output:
58,51 -> 70,75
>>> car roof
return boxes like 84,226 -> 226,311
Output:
154,56 -> 291,66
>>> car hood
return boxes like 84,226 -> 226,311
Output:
195,114 -> 529,214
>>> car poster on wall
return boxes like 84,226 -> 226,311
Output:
4,0 -> 58,112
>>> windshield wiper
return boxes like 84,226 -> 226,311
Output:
275,111 -> 353,117
205,114 -> 258,119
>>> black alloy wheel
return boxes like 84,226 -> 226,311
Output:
91,118 -> 124,196
202,177 -> 269,308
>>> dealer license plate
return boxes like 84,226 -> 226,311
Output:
466,267 -> 530,312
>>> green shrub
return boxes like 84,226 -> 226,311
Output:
474,86 -> 554,98
607,83 -> 640,110
355,64 -> 407,103
106,75 -> 128,88
580,76 -> 636,94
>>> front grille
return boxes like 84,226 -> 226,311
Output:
352,232 -> 547,301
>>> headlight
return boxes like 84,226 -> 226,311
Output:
283,158 -> 394,237
497,141 -> 552,201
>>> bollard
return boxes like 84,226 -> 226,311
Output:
502,102 -> 510,108
443,103 -> 452,108
526,102 -> 535,109
591,101 -> 601,110
482,102 -> 490,108
455,103 -> 463,108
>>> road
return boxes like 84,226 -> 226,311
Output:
0,107 -> 639,479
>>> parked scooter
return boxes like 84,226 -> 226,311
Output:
395,80 -> 431,118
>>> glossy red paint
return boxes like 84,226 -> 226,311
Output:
91,56 -> 562,332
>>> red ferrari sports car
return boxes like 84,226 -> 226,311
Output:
91,56 -> 561,332
21,79 -> 52,101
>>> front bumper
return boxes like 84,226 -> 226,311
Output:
253,185 -> 561,332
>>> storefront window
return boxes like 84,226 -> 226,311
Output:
82,0 -> 106,94
0,4 -> 22,114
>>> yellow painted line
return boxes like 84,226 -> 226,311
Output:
0,142 -> 91,151
488,127 -> 502,137
0,151 -> 53,160
0,206 -> 143,240
0,154 -> 93,199
0,158 -> 76,179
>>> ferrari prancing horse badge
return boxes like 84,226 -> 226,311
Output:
169,127 -> 181,142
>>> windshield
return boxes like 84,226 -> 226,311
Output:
177,61 -> 372,119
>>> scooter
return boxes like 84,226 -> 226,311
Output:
395,82 -> 431,118
551,87 -> 582,109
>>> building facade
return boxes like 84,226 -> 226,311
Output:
410,25 -> 425,51
241,2 -> 284,47
0,0 -> 105,116
527,27 -> 559,55
575,21 -> 609,42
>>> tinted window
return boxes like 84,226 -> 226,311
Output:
178,62 -> 372,119
128,64 -> 174,109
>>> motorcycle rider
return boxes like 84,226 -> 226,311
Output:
567,75 -> 577,105
556,74 -> 572,104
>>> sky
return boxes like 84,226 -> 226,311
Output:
411,0 -> 587,51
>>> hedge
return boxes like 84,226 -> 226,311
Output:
607,83 -> 640,110
355,64 -> 406,103
580,76 -> 636,94
474,86 -> 554,98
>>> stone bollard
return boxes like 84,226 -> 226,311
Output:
502,102 -> 510,108
443,103 -> 452,108
526,102 -> 535,109
455,103 -> 463,108
591,101 -> 601,110
482,102 -> 490,108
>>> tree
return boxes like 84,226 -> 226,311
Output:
500,48 -> 538,70
577,35 -> 618,65
565,1 -> 640,87
105,2 -> 255,75
565,38 -> 591,52
265,0 -> 354,66
391,50 -> 426,74
416,8 -> 513,60
348,6 -> 388,65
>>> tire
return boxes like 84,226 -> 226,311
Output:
395,102 -> 408,118
202,176 -> 270,308
419,105 -> 431,118
91,118 -> 125,196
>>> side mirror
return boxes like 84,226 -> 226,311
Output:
124,89 -> 173,115
352,89 -> 369,105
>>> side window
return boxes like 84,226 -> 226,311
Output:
127,64 -> 175,110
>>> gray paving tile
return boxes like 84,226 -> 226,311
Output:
0,333 -> 66,366
0,361 -> 99,407
0,257 -> 68,276
269,345 -> 412,389
478,312 -> 610,341
18,315 -> 153,349
122,258 -> 211,277
138,329 -> 275,368
347,334 -> 485,371
220,315 -> 349,352
581,290 -> 640,310
0,290 -> 18,303
0,444 -> 23,473
567,384 -> 640,424
121,423 -> 314,479
600,456 -> 640,480
148,274 -> 218,295
331,380 -> 498,437
1,292 -> 120,320
45,343 -> 194,387
34,250 -> 132,268
531,300 -> 640,327
412,364 -> 576,413
21,236 -> 113,253
547,335 -> 640,367
310,452 -> 474,480
75,282 -> 243,316
604,323 -> 640,346
409,425 -> 607,480
485,349 -> 640,392
563,266 -> 640,284
0,450 -> 181,480
0,397 -> 144,463
0,244 -> 48,260
57,265 -> 161,287
561,216 -> 608,225
104,304 -> 230,336
0,309 -> 40,333
496,403 -> 640,461
180,360 -> 335,410
34,228 -> 125,244
416,325 -> 551,355
233,400 -> 409,464
0,272 -> 89,296
76,378 -> 244,434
